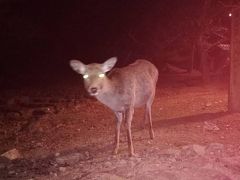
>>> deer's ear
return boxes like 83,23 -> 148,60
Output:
102,57 -> 117,72
70,60 -> 86,74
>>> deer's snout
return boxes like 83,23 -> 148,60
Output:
89,87 -> 98,95
85,78 -> 104,96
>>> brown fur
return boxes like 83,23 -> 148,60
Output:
70,57 -> 158,156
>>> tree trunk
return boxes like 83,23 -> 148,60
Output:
229,7 -> 240,112
201,50 -> 210,83
198,0 -> 212,83
198,36 -> 210,83
190,43 -> 196,73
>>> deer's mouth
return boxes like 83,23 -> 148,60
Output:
89,91 -> 99,96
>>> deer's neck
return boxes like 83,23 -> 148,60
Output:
95,77 -> 122,111
97,77 -> 115,98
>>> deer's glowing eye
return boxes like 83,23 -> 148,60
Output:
98,73 -> 105,78
83,74 -> 89,79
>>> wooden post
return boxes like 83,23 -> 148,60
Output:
229,7 -> 240,112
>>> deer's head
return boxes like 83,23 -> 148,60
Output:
70,57 -> 117,96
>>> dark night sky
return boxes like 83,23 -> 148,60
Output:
0,0 -> 226,87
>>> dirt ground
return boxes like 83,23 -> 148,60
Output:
1,74 -> 240,180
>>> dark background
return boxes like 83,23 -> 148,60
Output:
0,0 -> 230,88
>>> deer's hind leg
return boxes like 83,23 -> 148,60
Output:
145,91 -> 155,139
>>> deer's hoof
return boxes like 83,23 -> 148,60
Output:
150,131 -> 154,139
129,152 -> 137,157
113,148 -> 119,155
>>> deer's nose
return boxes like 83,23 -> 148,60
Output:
90,87 -> 98,94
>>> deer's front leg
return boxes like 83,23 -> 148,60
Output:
125,108 -> 135,156
113,111 -> 123,155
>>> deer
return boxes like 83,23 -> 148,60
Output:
69,57 -> 158,156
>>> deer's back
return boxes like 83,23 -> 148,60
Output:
107,60 -> 158,107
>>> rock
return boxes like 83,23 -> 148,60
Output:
56,153 -> 85,165
135,170 -> 178,180
134,157 -> 142,163
192,144 -> 206,156
55,152 -> 60,157
8,170 -> 15,175
1,148 -> 21,160
118,159 -> 127,165
104,161 -> 112,167
147,140 -> 152,144
85,151 -> 90,159
59,166 -> 67,172
203,121 -> 220,131
205,102 -> 212,107
208,143 -> 224,149
181,146 -> 197,158
83,173 -> 125,180
206,143 -> 224,155
50,172 -> 58,177
160,148 -> 181,157
35,142 -> 43,147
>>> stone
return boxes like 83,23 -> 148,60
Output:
205,102 -> 212,107
192,144 -> 206,156
55,152 -> 60,157
206,143 -> 224,154
181,145 -> 198,158
1,148 -> 21,160
104,161 -> 112,167
56,153 -> 85,165
84,151 -> 90,159
118,159 -> 127,165
59,166 -> 67,172
204,121 -> 220,131
162,148 -> 181,157
8,170 -> 15,175
83,173 -> 125,180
